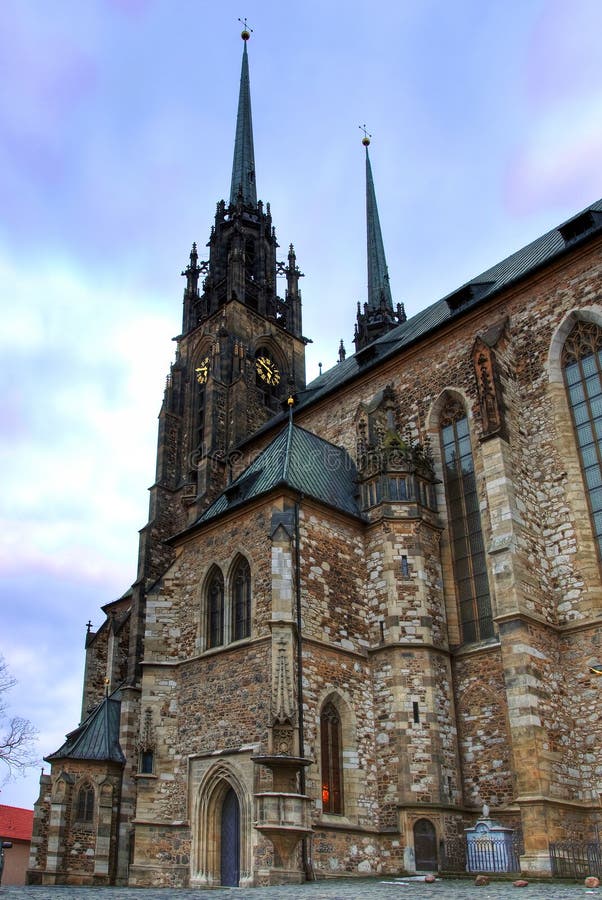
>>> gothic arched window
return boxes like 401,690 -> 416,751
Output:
232,557 -> 251,641
562,321 -> 602,559
75,783 -> 95,823
440,398 -> 493,644
207,568 -> 224,649
320,702 -> 343,815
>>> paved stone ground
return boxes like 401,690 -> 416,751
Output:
0,879 -> 598,900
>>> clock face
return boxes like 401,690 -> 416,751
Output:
256,355 -> 280,386
195,356 -> 210,384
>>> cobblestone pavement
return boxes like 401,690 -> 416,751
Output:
0,879 -> 598,900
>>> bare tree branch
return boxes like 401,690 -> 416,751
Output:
0,655 -> 39,782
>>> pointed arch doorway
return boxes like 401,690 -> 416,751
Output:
220,787 -> 240,886
414,818 -> 438,871
191,762 -> 251,889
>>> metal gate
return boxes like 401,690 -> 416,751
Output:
414,818 -> 438,870
220,788 -> 240,886
549,841 -> 602,879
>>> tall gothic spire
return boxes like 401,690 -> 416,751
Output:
364,135 -> 393,310
229,29 -> 257,207
354,131 -> 406,352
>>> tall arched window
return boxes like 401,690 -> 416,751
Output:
563,321 -> 602,559
320,702 -> 343,815
440,398 -> 493,644
232,557 -> 251,641
207,568 -> 224,649
75,783 -> 95,823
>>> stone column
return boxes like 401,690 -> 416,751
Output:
94,780 -> 114,880
44,774 -> 72,882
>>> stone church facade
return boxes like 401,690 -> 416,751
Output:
28,31 -> 602,887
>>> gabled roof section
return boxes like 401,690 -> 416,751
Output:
0,805 -> 34,842
46,695 -> 125,765
195,422 -> 361,526
229,34 -> 257,207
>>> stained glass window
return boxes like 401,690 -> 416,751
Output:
75,784 -> 95,823
562,321 -> 602,559
207,569 -> 224,648
440,399 -> 493,643
320,702 -> 343,815
232,557 -> 251,641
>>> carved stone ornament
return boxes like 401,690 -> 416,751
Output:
472,337 -> 505,439
135,707 -> 155,755
273,637 -> 295,726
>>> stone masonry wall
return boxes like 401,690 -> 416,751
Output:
453,646 -> 514,809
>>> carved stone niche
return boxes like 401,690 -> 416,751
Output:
472,320 -> 508,440
355,385 -> 438,515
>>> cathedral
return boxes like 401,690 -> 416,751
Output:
28,30 -> 602,887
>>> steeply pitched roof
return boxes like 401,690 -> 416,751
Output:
195,421 -> 361,527
229,37 -> 257,207
247,199 -> 602,439
365,143 -> 393,310
46,695 -> 125,765
0,805 -> 33,842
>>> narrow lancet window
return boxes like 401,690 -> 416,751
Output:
562,321 -> 602,559
207,569 -> 224,648
440,399 -> 493,643
75,784 -> 95,823
232,557 -> 251,641
321,702 -> 343,815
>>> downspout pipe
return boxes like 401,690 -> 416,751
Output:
294,494 -> 314,881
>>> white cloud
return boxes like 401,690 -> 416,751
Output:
0,245 -> 174,581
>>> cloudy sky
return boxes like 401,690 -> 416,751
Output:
1,0 -> 601,810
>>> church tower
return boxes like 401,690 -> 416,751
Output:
354,133 -> 406,350
28,31 -> 309,888
159,27 -> 306,524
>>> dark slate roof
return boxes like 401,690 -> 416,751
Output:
246,199 -> 602,442
195,422 -> 361,527
46,695 -> 125,765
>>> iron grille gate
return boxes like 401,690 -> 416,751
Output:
549,841 -> 602,879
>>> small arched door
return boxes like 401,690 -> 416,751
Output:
414,818 -> 438,870
220,787 -> 240,886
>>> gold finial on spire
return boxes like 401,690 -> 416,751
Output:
238,17 -> 253,40
359,123 -> 372,147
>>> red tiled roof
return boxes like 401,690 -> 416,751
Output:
0,805 -> 34,842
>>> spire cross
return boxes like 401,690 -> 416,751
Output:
359,123 -> 372,145
238,17 -> 253,37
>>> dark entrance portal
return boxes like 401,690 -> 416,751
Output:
220,787 -> 240,886
414,818 -> 438,870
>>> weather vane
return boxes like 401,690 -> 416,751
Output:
359,124 -> 372,146
238,17 -> 253,39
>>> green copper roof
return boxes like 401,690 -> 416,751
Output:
194,421 -> 361,527
46,695 -> 125,765
366,145 -> 393,310
229,40 -> 257,207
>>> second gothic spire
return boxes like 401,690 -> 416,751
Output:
364,138 -> 393,310
230,32 -> 257,207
